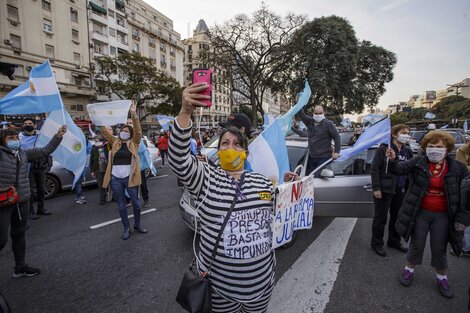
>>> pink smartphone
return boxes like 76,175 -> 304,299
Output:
192,68 -> 212,107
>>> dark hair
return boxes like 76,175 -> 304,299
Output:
217,128 -> 248,150
391,124 -> 410,136
0,129 -> 19,146
120,125 -> 134,139
23,118 -> 36,125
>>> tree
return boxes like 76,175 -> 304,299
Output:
207,4 -> 306,125
93,52 -> 183,119
286,16 -> 396,115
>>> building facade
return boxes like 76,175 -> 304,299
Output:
0,0 -> 95,120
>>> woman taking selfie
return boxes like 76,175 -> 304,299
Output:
169,82 -> 297,313
386,131 -> 469,298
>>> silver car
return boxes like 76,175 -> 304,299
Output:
179,137 -> 377,231
44,136 -> 162,199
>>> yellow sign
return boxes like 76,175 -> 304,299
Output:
259,192 -> 272,201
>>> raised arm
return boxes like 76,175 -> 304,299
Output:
130,101 -> 142,145
99,126 -> 116,145
298,108 -> 313,126
25,126 -> 66,161
168,83 -> 212,197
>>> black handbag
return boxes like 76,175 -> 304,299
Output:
176,173 -> 245,313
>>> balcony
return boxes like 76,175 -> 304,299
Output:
90,11 -> 108,25
160,61 -> 167,67
91,30 -> 109,43
116,22 -> 128,33
170,65 -> 176,71
116,41 -> 129,51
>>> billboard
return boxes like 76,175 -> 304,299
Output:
425,90 -> 436,101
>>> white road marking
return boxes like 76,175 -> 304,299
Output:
268,218 -> 357,313
89,208 -> 157,230
148,174 -> 169,180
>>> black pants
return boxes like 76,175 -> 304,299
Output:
160,149 -> 167,166
306,157 -> 331,177
29,170 -> 45,214
95,172 -> 106,203
371,188 -> 405,248
140,170 -> 149,202
0,200 -> 28,268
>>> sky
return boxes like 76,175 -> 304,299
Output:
144,0 -> 470,112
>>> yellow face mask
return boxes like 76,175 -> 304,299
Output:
217,148 -> 247,172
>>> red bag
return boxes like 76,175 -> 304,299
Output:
0,186 -> 18,208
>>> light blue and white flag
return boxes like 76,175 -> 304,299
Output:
0,60 -> 63,114
88,124 -> 97,138
299,121 -> 307,130
156,115 -> 175,131
424,112 -> 436,120
341,118 -> 352,128
440,124 -> 449,129
277,81 -> 311,135
463,120 -> 468,132
248,121 -> 290,185
1,121 -> 10,129
363,114 -> 385,126
36,109 -> 86,188
336,116 -> 390,162
138,139 -> 157,176
263,113 -> 276,128
87,100 -> 131,126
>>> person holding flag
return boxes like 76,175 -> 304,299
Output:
0,125 -> 66,278
370,124 -> 413,257
100,101 -> 148,240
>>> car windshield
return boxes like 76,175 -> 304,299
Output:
339,132 -> 354,146
287,145 -> 307,172
411,131 -> 425,141
320,148 -> 376,176
205,136 -> 219,148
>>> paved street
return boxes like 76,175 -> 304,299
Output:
0,167 -> 469,313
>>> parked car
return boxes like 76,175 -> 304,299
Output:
44,136 -> 161,199
410,130 -> 465,155
179,136 -> 377,231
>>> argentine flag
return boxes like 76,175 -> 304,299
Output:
138,139 -> 157,176
36,109 -> 87,188
0,60 -> 63,114
87,100 -> 131,126
263,113 -> 276,128
276,81 -> 311,135
336,116 -> 390,162
156,115 -> 175,131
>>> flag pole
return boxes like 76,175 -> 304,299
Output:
385,112 -> 391,174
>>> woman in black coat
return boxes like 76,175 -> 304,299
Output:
386,131 -> 469,299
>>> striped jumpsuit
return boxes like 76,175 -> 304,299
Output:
169,121 -> 276,313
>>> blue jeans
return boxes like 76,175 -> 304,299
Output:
464,226 -> 470,252
110,175 -> 142,230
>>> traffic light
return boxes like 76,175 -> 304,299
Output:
0,62 -> 18,80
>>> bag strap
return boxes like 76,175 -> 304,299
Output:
208,171 -> 246,272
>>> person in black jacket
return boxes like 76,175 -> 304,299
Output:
370,124 -> 413,257
0,126 -> 66,278
386,131 -> 469,299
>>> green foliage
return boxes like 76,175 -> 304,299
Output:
390,112 -> 409,125
286,16 -> 396,115
432,96 -> 470,120
93,52 -> 182,118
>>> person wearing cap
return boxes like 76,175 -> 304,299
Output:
297,106 -> 341,176
220,113 -> 253,141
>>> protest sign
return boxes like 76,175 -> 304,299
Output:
272,175 -> 315,249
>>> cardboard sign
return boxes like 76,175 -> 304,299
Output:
272,175 -> 315,249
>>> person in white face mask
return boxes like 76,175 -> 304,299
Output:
386,131 -> 469,299
297,105 -> 341,176
370,124 -> 413,257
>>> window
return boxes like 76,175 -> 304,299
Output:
117,32 -> 127,45
73,52 -> 81,65
160,42 -> 166,52
110,46 -> 116,55
133,43 -> 139,53
70,8 -> 78,22
43,19 -> 53,33
45,45 -> 55,58
42,0 -> 51,11
132,28 -> 139,38
72,29 -> 79,41
116,16 -> 126,27
160,54 -> 166,66
10,34 -> 21,50
109,28 -> 116,37
108,9 -> 115,18
149,36 -> 155,46
93,23 -> 105,35
7,5 -> 19,22
170,46 -> 175,56
149,48 -> 156,60
94,41 -> 104,54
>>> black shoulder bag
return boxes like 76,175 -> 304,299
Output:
176,172 -> 245,313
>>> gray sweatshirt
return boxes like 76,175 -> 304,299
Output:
298,109 -> 341,158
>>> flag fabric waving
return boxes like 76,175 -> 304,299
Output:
363,114 -> 385,126
156,115 -> 175,131
440,124 -> 449,129
463,120 -> 468,132
0,60 -> 63,114
138,139 -> 157,176
424,112 -> 436,120
263,113 -> 276,128
36,109 -> 87,188
87,100 -> 131,126
336,116 -> 391,162
341,118 -> 352,128
276,81 -> 311,135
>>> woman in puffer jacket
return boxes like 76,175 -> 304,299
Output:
0,126 -> 66,278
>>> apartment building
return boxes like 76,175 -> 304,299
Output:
0,0 -> 94,119
183,19 -> 232,128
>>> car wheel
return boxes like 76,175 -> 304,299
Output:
44,175 -> 60,200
